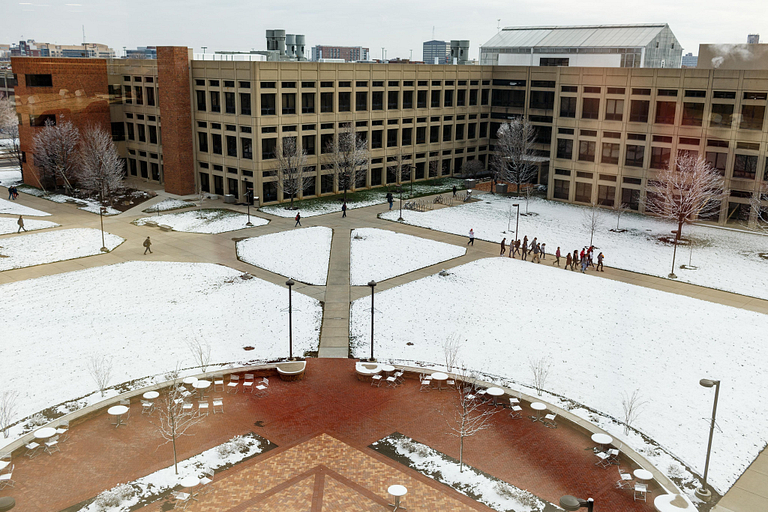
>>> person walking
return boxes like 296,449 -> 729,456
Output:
596,252 -> 605,272
8,186 -> 15,200
553,247 -> 561,266
452,185 -> 457,197
512,239 -> 520,258
294,212 -> 301,227
386,191 -> 394,210
500,237 -> 506,256
143,236 -> 152,254
581,256 -> 589,273
17,215 -> 26,232
467,228 -> 475,246
342,202 -> 347,218
532,242 -> 541,263
521,236 -> 528,260
565,251 -> 572,270
572,250 -> 579,271
540,243 -> 547,260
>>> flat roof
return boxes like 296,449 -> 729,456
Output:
483,24 -> 671,50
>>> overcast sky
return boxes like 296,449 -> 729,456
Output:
7,0 -> 768,60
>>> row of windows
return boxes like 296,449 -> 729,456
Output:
555,86 -> 767,101
195,79 -> 489,89
126,158 -> 162,181
124,123 -> 159,144
552,181 -> 642,209
121,85 -> 157,107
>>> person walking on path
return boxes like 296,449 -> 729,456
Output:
500,238 -> 506,256
294,212 -> 301,227
511,239 -> 520,258
467,228 -> 475,246
596,252 -> 605,272
572,250 -> 579,270
342,202 -> 347,218
540,243 -> 547,260
8,186 -> 16,200
565,251 -> 572,270
532,242 -> 541,263
521,236 -> 528,260
553,247 -> 561,266
452,185 -> 457,197
581,256 -> 589,273
386,192 -> 394,210
17,215 -> 26,232
143,236 -> 152,254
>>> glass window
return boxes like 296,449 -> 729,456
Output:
705,152 -> 728,175
740,105 -> 765,130
629,100 -> 649,123
389,90 -> 399,110
403,90 -> 413,109
431,90 -> 441,108
196,90 -> 206,111
578,141 -> 596,162
621,188 -> 640,210
301,93 -> 315,114
557,139 -> 573,160
282,93 -> 296,115
554,180 -> 570,200
148,125 -> 157,144
261,94 -> 276,115
604,99 -> 624,121
682,102 -> 704,126
469,89 -> 478,106
625,145 -> 645,167
574,182 -> 592,203
372,91 -> 383,110
320,92 -> 333,113
338,92 -> 351,112
212,134 -> 222,154
137,124 -> 146,142
198,132 -> 208,152
240,93 -> 251,115
710,104 -> 734,128
302,135 -> 315,155
443,125 -> 452,142
655,101 -> 676,124
582,98 -> 600,119
241,137 -> 252,159
650,147 -> 671,169
601,143 -> 620,164
444,89 -> 453,107
387,129 -> 398,147
733,154 -> 758,179
210,91 -> 220,113
261,138 -> 276,160
560,97 -> 576,118
225,92 -> 236,114
356,91 -> 367,111
598,185 -> 616,206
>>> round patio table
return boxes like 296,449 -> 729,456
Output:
380,364 -> 395,376
193,379 -> 212,397
486,387 -> 505,405
34,427 -> 57,440
431,372 -> 448,390
388,484 -> 407,511
634,469 -> 654,481
107,405 -> 129,427
530,402 -> 546,422
182,377 -> 198,385
143,391 -> 159,400
654,493 -> 694,511
591,433 -> 613,449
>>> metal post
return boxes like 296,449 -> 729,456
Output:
669,230 -> 679,278
99,182 -> 108,252
286,279 -> 295,360
398,185 -> 404,221
696,379 -> 721,501
368,280 -> 376,361
513,204 -> 520,243
246,189 -> 253,226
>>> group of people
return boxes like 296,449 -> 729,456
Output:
7,186 -> 19,200
498,235 -> 548,263
495,235 -> 605,273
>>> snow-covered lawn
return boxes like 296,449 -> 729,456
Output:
134,208 -> 266,233
0,228 -> 123,271
350,228 -> 466,285
0,261 -> 322,437
142,198 -> 197,213
0,167 -> 22,188
17,185 -> 121,215
0,197 -> 51,216
381,195 -> 768,300
0,216 -> 58,234
349,257 -> 768,493
236,226 -> 332,285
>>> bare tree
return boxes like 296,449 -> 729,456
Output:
32,118 -> 80,194
494,119 -> 538,195
612,202 -> 629,231
187,336 -> 212,374
87,355 -> 113,397
327,125 -> 369,202
154,369 -> 204,474
0,97 -> 22,175
277,136 -> 309,209
460,159 -> 483,179
428,159 -> 440,183
529,357 -> 552,397
77,125 -> 125,204
749,182 -> 768,233
621,389 -> 648,435
443,333 -> 461,373
0,390 -> 19,439
644,154 -> 725,277
582,202 -> 606,246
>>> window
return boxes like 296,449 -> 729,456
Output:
492,89 -> 525,108
196,90 -> 206,111
598,185 -> 616,206
650,147 -> 671,169
481,89 -> 489,105
622,188 -> 640,210
240,93 -> 251,115
574,182 -> 592,203
137,124 -> 146,142
713,91 -> 736,99
146,87 -> 155,106
371,130 -> 383,149
529,90 -> 554,110
479,123 -> 488,138
431,90 -> 441,108
578,141 -> 596,162
601,143 -> 620,165
262,138 -> 276,160
403,90 -> 413,109
302,135 -> 315,155
241,137 -> 252,159
372,91 -> 383,110
444,89 -> 453,107
296,92 -> 313,114
457,89 -> 466,107
657,89 -> 678,97
468,123 -> 476,139
455,124 -> 464,141
25,74 -> 53,87
443,125 -> 452,142
625,145 -> 645,167
212,133 -> 222,155
733,154 -> 758,179
655,101 -> 676,124
321,133 -> 334,153
582,98 -> 600,119
685,90 -> 706,98
282,93 -> 296,115
198,132 -> 208,152
417,90 -> 427,108
388,90 -> 399,110
337,92 -> 351,112
557,139 -> 573,160
584,86 -> 601,94
553,180 -> 570,200
320,92 -> 333,113
604,99 -> 624,121
124,122 -> 134,140
540,57 -> 569,66
740,105 -> 765,130
261,94 -> 276,115
416,126 -> 426,144
148,125 -> 157,144
387,129 -> 398,147
402,127 -> 413,146
705,152 -> 727,174
224,92 -> 236,114
560,97 -> 577,118
210,91 -> 220,113
710,104 -> 734,128
680,102 -> 704,126
355,91 -> 367,111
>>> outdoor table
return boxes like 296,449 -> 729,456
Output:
182,377 -> 198,386
387,484 -> 408,511
591,433 -> 613,450
486,387 -> 505,405
34,427 -> 57,440
431,372 -> 448,390
0,461 -> 9,472
380,364 -> 395,377
142,391 -> 159,400
107,405 -> 129,428
654,493 -> 694,511
634,469 -> 654,481
179,475 -> 201,500
530,402 -> 547,422
193,379 -> 212,398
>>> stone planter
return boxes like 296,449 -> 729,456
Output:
276,360 -> 306,381
355,362 -> 382,382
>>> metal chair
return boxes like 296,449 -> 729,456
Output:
44,435 -> 60,455
595,451 -> 612,468
634,482 -> 648,501
242,373 -> 255,393
509,405 -> 523,419
608,448 -> 620,465
371,374 -> 383,387
419,374 -> 431,392
386,375 -> 399,388
254,377 -> 269,397
197,400 -> 209,417
181,401 -> 194,416
0,465 -> 14,490
170,490 -> 192,509
141,400 -> 155,415
56,420 -> 70,442
24,441 -> 41,459
393,371 -> 405,385
199,468 -> 214,494
616,467 -> 633,489
213,376 -> 224,392
212,396 -> 224,414
543,413 -> 558,428
226,374 -> 240,394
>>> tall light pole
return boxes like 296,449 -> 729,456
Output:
98,177 -> 108,252
513,203 -> 520,243
286,279 -> 295,360
245,189 -> 253,226
695,378 -> 721,501
669,229 -> 680,279
368,280 -> 376,361
398,184 -> 404,222
560,496 -> 593,512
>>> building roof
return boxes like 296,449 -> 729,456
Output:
482,24 -> 670,49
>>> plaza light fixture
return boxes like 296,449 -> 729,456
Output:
512,203 -> 520,241
695,378 -> 721,501
245,189 -> 253,226
560,495 -> 593,512
368,280 -> 377,361
286,279 -> 295,360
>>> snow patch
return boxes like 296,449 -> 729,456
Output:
0,228 -> 123,271
0,197 -> 51,216
134,209 -> 266,233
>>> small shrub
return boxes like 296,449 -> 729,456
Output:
93,483 -> 136,511
217,435 -> 251,458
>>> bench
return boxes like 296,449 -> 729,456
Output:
158,224 -> 173,232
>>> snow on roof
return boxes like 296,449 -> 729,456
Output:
483,24 -> 670,49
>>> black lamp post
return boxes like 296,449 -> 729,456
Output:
98,181 -> 108,252
368,280 -> 376,361
513,203 -> 520,242
695,378 -> 721,501
560,495 -> 593,512
245,189 -> 254,227
669,229 -> 680,278
398,185 -> 404,222
286,279 -> 295,360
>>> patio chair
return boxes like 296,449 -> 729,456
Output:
199,468 -> 215,494
0,465 -> 14,490
181,401 -> 194,416
44,435 -> 60,455
386,375 -> 399,388
446,376 -> 456,389
119,399 -> 132,421
213,376 -> 224,392
242,373 -> 255,393
509,405 -> 523,419
226,374 -> 240,394
24,441 -> 41,459
254,377 -> 269,397
595,451 -> 612,469
475,388 -> 488,401
608,448 -> 620,465
56,420 -> 69,442
197,400 -> 209,417
616,467 -> 633,489
543,413 -> 558,428
634,482 -> 648,501
212,396 -> 224,414
142,400 -> 155,415
419,374 -> 431,392
170,490 -> 192,510
508,396 -> 520,408
371,374 -> 383,387
393,371 -> 405,385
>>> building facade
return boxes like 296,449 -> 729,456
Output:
310,46 -> 369,62
11,48 -> 768,226
11,40 -> 114,59
423,40 -> 450,65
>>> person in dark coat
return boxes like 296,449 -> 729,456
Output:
143,236 -> 152,254
572,250 -> 579,270
294,212 -> 301,227
500,237 -> 506,256
596,252 -> 605,272
17,215 -> 26,232
565,251 -> 572,270
553,247 -> 561,266
342,202 -> 347,217
452,185 -> 457,197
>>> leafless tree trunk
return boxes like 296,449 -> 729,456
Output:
186,336 -> 211,374
494,119 -> 538,195
612,202 -> 629,231
529,357 -> 552,397
327,124 -> 369,202
460,159 -> 483,179
443,333 -> 461,373
277,136 -> 309,209
0,97 -> 23,176
621,389 -> 648,435
32,118 -> 80,194
87,355 -> 113,397
582,202 -> 606,247
749,182 -> 768,233
76,125 -> 125,205
153,369 -> 204,474
428,159 -> 440,183
0,390 -> 19,439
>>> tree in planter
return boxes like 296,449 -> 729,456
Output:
154,369 -> 205,475
77,125 -> 125,205
386,154 -> 412,216
621,389 -> 648,436
32,118 -> 80,194
582,202 -> 606,247
186,336 -> 212,374
529,357 -> 551,396
87,354 -> 113,397
0,390 -> 19,439
749,181 -> 768,234
494,118 -> 538,195
460,159 -> 483,179
611,202 -> 629,231
276,136 -> 309,209
327,125 -> 369,202
0,97 -> 23,179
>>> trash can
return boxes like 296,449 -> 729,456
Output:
495,183 -> 508,194
253,196 -> 260,207
0,497 -> 15,512
223,194 -> 236,204
464,179 -> 478,188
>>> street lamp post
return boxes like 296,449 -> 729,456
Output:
695,378 -> 721,501
286,279 -> 295,360
513,203 -> 520,243
669,229 -> 680,279
398,185 -> 404,222
98,179 -> 108,252
245,189 -> 253,226
368,280 -> 376,361
560,495 -> 593,512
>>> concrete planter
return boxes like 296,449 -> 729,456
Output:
276,361 -> 306,381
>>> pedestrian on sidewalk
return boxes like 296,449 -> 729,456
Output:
13,186 -> 18,200
521,236 -> 528,260
467,228 -> 475,246
553,247 -> 561,266
500,237 -> 506,256
294,212 -> 301,227
565,251 -> 572,270
581,256 -> 589,273
596,252 -> 605,272
532,242 -> 541,263
341,202 -> 347,218
572,249 -> 579,270
8,186 -> 16,200
540,243 -> 546,260
386,191 -> 394,210
452,185 -> 457,197
17,215 -> 26,232
511,239 -> 520,258
143,236 -> 152,254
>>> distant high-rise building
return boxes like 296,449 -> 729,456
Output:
126,46 -> 157,59
681,52 -> 698,67
423,40 -> 449,64
10,39 -> 114,58
310,46 -> 369,62
747,34 -> 760,44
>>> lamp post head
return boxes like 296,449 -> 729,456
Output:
700,378 -> 719,388
368,280 -> 377,288
286,279 -> 295,287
